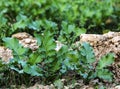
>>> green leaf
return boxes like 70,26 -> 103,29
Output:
63,58 -> 74,70
0,14 -> 7,25
37,30 -> 56,52
96,69 -> 113,82
28,52 -> 43,65
28,20 -> 42,31
3,37 -> 28,55
97,53 -> 114,69
13,14 -> 29,29
42,20 -> 57,30
13,21 -> 27,29
16,14 -> 27,22
80,42 -> 95,63
57,45 -> 68,57
50,61 -> 61,72
68,24 -> 75,34
34,33 -> 41,46
75,28 -> 86,37
67,51 -> 79,63
23,64 -> 42,76
3,37 -> 19,50
54,79 -> 64,89
17,47 -> 29,55
18,60 -> 27,67
47,50 -> 56,56
10,65 -> 24,74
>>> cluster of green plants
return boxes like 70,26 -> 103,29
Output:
0,0 -> 119,88
0,0 -> 119,44
0,34 -> 114,87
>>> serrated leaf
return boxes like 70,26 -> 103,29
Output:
13,21 -> 27,29
75,28 -> 86,36
17,47 -> 28,55
67,51 -> 78,63
28,20 -> 42,31
47,50 -> 56,56
50,60 -> 61,72
68,24 -> 75,33
43,20 -> 57,30
0,14 -> 7,25
28,52 -> 43,65
46,43 -> 56,52
97,53 -> 114,69
3,37 -> 28,55
40,31 -> 56,52
3,37 -> 19,50
80,42 -> 95,63
57,45 -> 68,56
96,69 -> 113,82
16,14 -> 27,21
23,64 -> 42,76
34,33 -> 41,46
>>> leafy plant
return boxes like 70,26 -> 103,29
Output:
0,0 -> 118,87
67,42 -> 114,83
2,37 -> 42,76
0,0 -> 118,43
1,35 -> 115,87
96,53 -> 114,81
58,21 -> 86,46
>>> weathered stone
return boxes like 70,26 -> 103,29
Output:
0,46 -> 13,63
12,32 -> 31,40
115,85 -> 120,89
12,32 -> 39,51
0,32 -> 63,63
80,32 -> 120,60
55,41 -> 63,51
80,32 -> 120,82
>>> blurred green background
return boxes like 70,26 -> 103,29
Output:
0,0 -> 120,44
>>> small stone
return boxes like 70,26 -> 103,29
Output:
0,46 -> 13,63
24,38 -> 31,44
115,85 -> 120,89
55,41 -> 63,51
12,32 -> 30,40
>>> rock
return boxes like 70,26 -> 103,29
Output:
81,86 -> 94,89
0,46 -> 13,63
80,31 -> 120,82
115,85 -> 120,89
12,32 -> 32,40
26,83 -> 55,89
80,34 -> 103,46
55,41 -> 63,51
12,32 -> 63,51
0,32 -> 38,63
0,32 -> 63,63
12,32 -> 39,51
80,32 -> 120,60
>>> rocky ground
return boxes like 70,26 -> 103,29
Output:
80,32 -> 120,83
0,32 -> 120,89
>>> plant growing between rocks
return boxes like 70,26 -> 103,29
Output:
0,0 -> 119,88
0,32 -> 115,87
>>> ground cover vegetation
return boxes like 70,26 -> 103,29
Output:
0,0 -> 120,88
